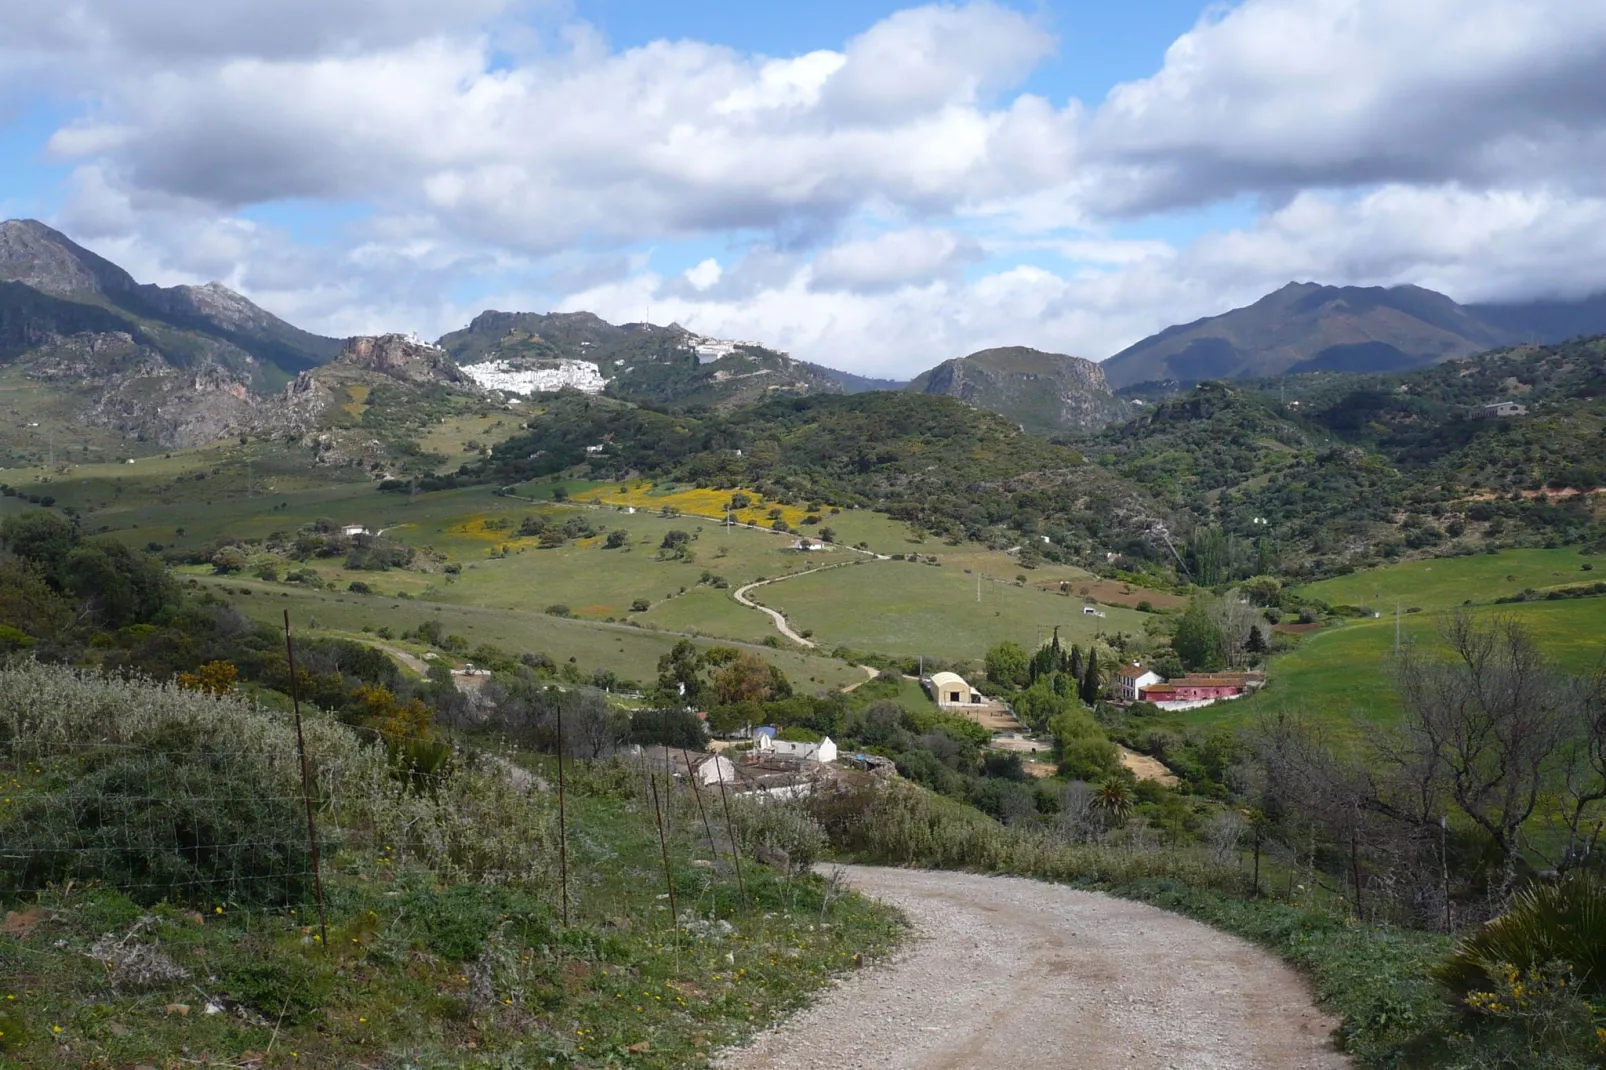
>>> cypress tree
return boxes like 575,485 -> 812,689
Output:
1080,648 -> 1101,706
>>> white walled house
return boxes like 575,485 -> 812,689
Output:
1113,662 -> 1163,703
766,736 -> 838,764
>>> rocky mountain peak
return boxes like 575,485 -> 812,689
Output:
0,219 -> 138,298
338,333 -> 475,387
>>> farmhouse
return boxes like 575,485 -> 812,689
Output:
341,524 -> 370,537
1112,661 -> 1163,702
1481,401 -> 1528,418
756,734 -> 838,764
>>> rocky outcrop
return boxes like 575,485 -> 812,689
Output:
908,346 -> 1130,435
338,334 -> 477,387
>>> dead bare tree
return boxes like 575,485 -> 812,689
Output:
1550,659 -> 1606,872
1394,613 -> 1575,895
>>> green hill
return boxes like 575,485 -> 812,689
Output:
907,345 -> 1129,434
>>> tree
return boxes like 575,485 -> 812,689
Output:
629,707 -> 706,748
655,639 -> 703,705
710,651 -> 781,706
1391,614 -> 1588,887
1246,625 -> 1268,657
63,538 -> 176,628
1014,679 -> 1073,730
984,641 -> 1030,691
818,526 -> 836,543
1079,647 -> 1101,706
1173,600 -> 1227,672
604,529 -> 628,549
0,510 -> 77,581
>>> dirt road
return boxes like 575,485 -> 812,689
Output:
719,866 -> 1350,1070
732,565 -> 852,647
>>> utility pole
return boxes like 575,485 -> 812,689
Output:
976,572 -> 982,603
1395,601 -> 1401,655
246,459 -> 254,498
47,430 -> 54,469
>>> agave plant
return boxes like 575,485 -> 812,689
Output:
1435,876 -> 1606,999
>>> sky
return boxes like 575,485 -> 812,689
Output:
3,0 -> 1606,377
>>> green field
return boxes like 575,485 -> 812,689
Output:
1179,593 -> 1606,739
1294,547 -> 1600,611
197,575 -> 866,691
758,557 -> 1150,661
4,432 -> 1184,675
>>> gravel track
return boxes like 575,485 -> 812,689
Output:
719,866 -> 1351,1070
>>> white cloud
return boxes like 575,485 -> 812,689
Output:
810,227 -> 980,292
684,258 -> 723,290
1088,0 -> 1606,212
8,0 -> 1606,382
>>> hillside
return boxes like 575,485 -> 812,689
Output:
439,309 -> 844,407
1100,282 -> 1514,388
907,345 -> 1128,434
465,391 -> 1169,553
1092,335 -> 1606,581
0,219 -> 361,451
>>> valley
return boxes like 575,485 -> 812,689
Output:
2,219 -> 1605,1070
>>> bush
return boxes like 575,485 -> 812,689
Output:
1436,877 -> 1606,999
730,798 -> 827,874
630,598 -> 651,612
545,604 -> 572,618
1,720 -> 313,907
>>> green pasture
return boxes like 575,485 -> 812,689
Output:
1295,547 -> 1600,611
757,557 -> 1149,661
1177,595 -> 1606,740
193,575 -> 865,691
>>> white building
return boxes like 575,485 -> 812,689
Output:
1482,401 -> 1528,418
757,735 -> 838,764
1112,661 -> 1163,703
461,359 -> 607,396
694,754 -> 738,786
928,671 -> 984,708
341,524 -> 369,537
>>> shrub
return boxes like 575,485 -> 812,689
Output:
630,598 -> 651,612
0,720 -> 314,907
0,664 -> 557,900
1435,877 -> 1606,999
545,604 -> 572,618
730,798 -> 827,874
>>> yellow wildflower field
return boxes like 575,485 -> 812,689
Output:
580,481 -> 813,529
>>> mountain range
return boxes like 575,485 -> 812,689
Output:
5,217 -> 1606,452
1101,281 -> 1606,389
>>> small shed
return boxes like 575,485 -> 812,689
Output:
928,671 -> 982,707
694,753 -> 738,786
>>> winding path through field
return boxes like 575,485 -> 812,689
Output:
719,866 -> 1350,1070
731,564 -> 854,647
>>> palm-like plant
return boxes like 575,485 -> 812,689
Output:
1093,779 -> 1133,824
1435,876 -> 1606,999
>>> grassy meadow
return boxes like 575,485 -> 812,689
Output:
195,574 -> 867,690
1295,547 -> 1602,611
757,557 -> 1151,661
2,419 -> 1188,682
1178,582 -> 1606,741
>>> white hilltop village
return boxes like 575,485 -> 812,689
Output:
456,327 -> 768,397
